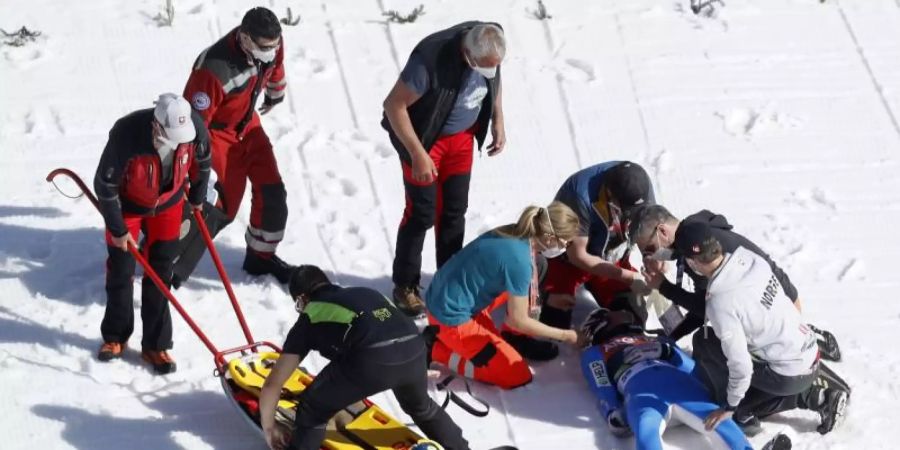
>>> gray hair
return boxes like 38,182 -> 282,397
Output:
463,24 -> 506,60
628,204 -> 679,244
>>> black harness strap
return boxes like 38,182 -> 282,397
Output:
435,374 -> 490,418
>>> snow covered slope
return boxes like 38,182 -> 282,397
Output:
2,0 -> 899,449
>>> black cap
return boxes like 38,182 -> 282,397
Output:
673,220 -> 715,258
241,7 -> 282,40
606,162 -> 652,211
289,265 -> 331,298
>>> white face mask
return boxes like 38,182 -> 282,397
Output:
465,51 -> 498,79
541,246 -> 566,259
154,132 -> 178,157
251,47 -> 277,63
472,65 -> 497,79
648,231 -> 674,261
242,33 -> 279,63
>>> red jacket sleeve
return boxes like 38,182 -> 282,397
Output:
184,69 -> 225,125
264,43 -> 287,103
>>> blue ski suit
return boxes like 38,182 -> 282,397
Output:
580,333 -> 752,450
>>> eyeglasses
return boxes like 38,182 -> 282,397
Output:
248,34 -> 281,51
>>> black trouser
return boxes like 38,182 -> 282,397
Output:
692,329 -> 818,419
289,337 -> 469,450
392,171 -> 471,287
101,238 -> 175,351
172,201 -> 232,284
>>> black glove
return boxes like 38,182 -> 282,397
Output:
263,94 -> 284,108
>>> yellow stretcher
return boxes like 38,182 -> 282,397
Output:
225,352 -> 423,450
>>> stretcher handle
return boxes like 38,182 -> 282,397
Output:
46,168 -> 220,357
191,207 -> 255,346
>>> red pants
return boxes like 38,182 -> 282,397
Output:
542,257 -> 632,307
393,128 -> 474,286
101,200 -> 181,350
210,120 -> 287,255
428,293 -> 532,390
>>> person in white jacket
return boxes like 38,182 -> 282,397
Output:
672,221 -> 848,436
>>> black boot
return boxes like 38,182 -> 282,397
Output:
805,386 -> 849,434
497,304 -> 572,362
761,433 -> 792,450
734,414 -> 763,437
242,250 -> 296,284
539,304 -> 573,329
808,324 -> 841,362
500,330 -> 559,361
422,325 -> 438,368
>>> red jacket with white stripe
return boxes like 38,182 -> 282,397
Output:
94,108 -> 211,237
183,27 -> 286,135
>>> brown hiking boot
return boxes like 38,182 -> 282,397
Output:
392,285 -> 426,317
142,349 -> 177,375
97,342 -> 125,362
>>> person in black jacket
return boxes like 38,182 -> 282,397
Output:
93,93 -> 211,374
382,21 -> 507,316
259,266 -> 469,450
627,205 -> 841,361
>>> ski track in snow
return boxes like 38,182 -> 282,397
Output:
3,0 -> 900,449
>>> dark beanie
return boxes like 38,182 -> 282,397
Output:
673,220 -> 716,258
606,162 -> 652,210
289,265 -> 331,298
241,7 -> 282,40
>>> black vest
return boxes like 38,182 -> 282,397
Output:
382,21 -> 502,162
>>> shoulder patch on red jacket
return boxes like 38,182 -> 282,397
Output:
192,92 -> 211,110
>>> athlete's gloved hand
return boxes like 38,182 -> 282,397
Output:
607,408 -> 632,437
622,341 -> 671,365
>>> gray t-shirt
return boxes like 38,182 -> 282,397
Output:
400,53 -> 489,136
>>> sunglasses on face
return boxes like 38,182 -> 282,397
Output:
248,34 -> 281,51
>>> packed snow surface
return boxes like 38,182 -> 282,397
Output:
2,0 -> 900,449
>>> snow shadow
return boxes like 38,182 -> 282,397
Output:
0,204 -> 252,305
0,305 -> 96,352
32,389 -> 266,450
0,216 -> 105,307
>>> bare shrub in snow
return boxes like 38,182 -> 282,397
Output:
529,0 -> 553,20
281,7 -> 301,27
1,27 -> 42,47
383,4 -> 425,24
154,0 -> 175,27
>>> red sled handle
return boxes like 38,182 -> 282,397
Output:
213,340 -> 282,372
46,168 -> 221,357
191,207 -> 255,347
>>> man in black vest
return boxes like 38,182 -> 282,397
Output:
382,22 -> 507,316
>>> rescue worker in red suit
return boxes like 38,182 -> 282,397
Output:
94,93 -> 211,374
173,7 -> 295,287
382,22 -> 507,316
